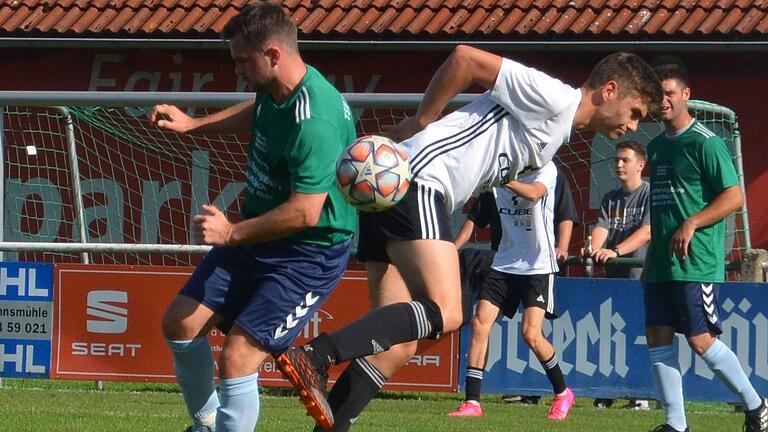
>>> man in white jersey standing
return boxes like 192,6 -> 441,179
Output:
277,46 -> 663,430
447,161 -> 575,420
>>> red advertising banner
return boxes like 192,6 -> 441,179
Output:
51,264 -> 458,391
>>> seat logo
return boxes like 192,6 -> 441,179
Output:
86,290 -> 128,334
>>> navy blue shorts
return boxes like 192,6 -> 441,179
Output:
180,239 -> 351,354
643,281 -> 723,337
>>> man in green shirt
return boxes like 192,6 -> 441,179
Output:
644,63 -> 767,432
151,3 -> 356,431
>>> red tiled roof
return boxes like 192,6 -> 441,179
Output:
0,0 -> 766,39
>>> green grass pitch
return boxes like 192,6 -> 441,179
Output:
0,379 -> 745,431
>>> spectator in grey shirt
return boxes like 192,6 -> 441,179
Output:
589,140 -> 651,280
589,140 -> 651,409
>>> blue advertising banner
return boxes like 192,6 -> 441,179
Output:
459,278 -> 768,402
0,262 -> 53,378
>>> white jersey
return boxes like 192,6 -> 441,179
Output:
491,161 -> 559,275
401,58 -> 581,213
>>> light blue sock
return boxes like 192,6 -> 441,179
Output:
166,338 -> 220,426
701,339 -> 762,411
650,344 -> 687,431
216,373 -> 260,432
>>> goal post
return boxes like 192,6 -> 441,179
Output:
0,91 -> 752,276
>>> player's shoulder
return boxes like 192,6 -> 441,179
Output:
295,67 -> 351,126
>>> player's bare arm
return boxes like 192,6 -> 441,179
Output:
151,100 -> 254,135
669,185 -> 743,259
594,224 -> 650,263
556,220 -> 574,261
454,219 -> 476,249
193,192 -> 327,247
384,45 -> 502,141
504,180 -> 547,202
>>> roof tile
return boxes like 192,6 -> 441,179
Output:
18,4 -> 45,30
0,0 -> 763,39
51,6 -> 82,32
476,7 -> 505,33
551,7 -> 580,33
70,6 -> 100,32
1,4 -> 30,31
350,7 -> 380,32
87,7 -> 119,32
461,8 -> 489,33
104,7 -> 133,32
733,8 -> 764,33
122,6 -> 152,33
315,7 -> 346,33
495,8 -> 525,33
156,7 -> 186,32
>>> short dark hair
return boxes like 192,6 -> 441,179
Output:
585,52 -> 663,112
222,2 -> 298,52
653,63 -> 689,88
616,140 -> 647,161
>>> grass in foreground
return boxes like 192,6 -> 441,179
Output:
0,379 -> 744,431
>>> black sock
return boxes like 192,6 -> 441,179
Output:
541,353 -> 567,395
465,367 -> 484,402
310,300 -> 443,365
313,358 -> 386,432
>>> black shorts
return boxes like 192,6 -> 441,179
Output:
478,269 -> 556,319
357,182 -> 454,263
458,248 -> 496,325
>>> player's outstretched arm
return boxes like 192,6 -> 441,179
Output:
151,100 -> 255,135
384,45 -> 502,141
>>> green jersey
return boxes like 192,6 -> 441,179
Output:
645,119 -> 739,283
241,65 -> 357,247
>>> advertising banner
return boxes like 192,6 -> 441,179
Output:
52,265 -> 458,390
0,262 -> 53,378
459,278 -> 768,401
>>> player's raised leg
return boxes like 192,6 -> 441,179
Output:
278,238 -> 463,427
313,261 -> 418,432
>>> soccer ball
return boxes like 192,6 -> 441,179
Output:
336,135 -> 411,212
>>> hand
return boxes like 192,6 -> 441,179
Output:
592,248 -> 619,264
150,104 -> 196,134
381,116 -> 426,142
192,204 -> 233,246
555,247 -> 569,262
669,219 -> 697,260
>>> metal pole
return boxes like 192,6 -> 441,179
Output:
0,242 -> 211,254
0,91 -> 478,110
731,121 -> 752,250
57,108 -> 90,264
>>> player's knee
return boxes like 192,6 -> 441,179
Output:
415,299 -> 445,338
470,314 -> 494,336
431,300 -> 462,333
389,340 -> 419,363
687,334 -> 715,355
160,307 -> 184,340
521,328 -> 544,348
